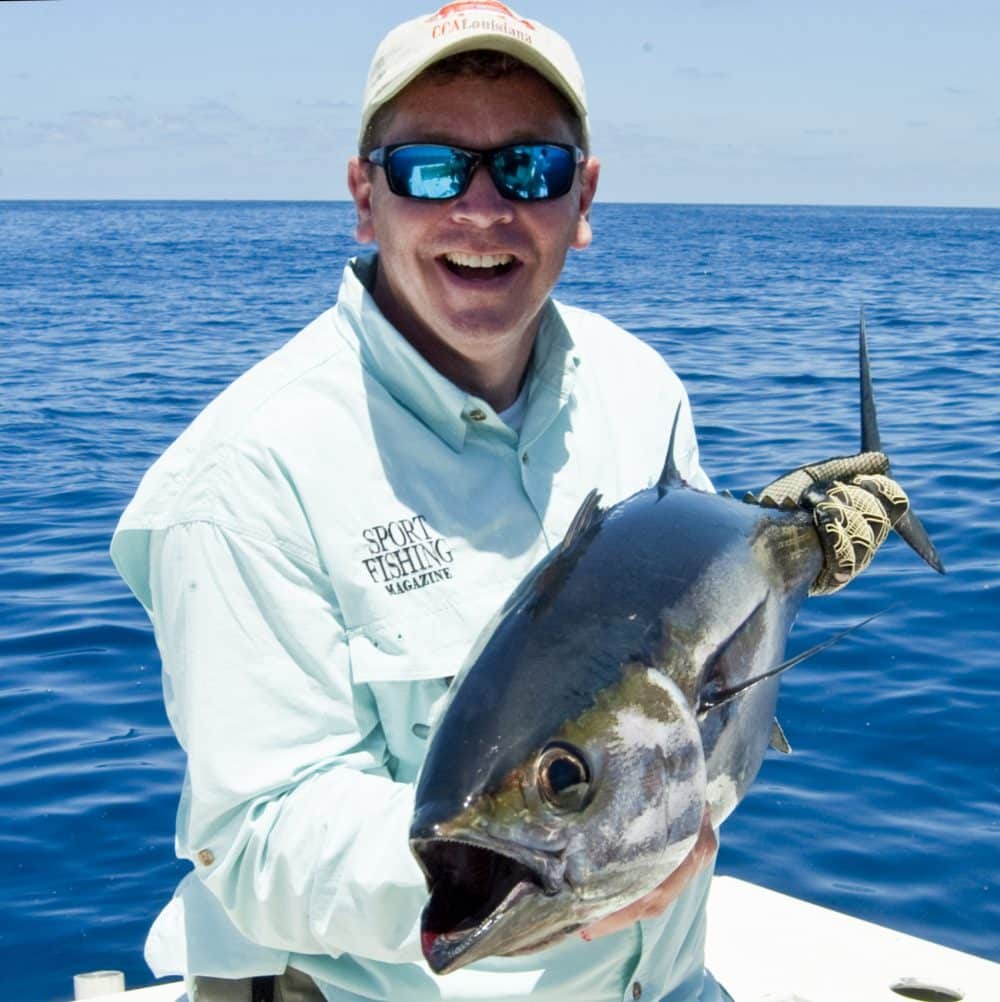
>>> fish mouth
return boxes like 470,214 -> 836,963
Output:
411,836 -> 553,974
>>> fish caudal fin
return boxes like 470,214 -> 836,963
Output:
858,309 -> 945,575
894,509 -> 946,574
858,307 -> 882,454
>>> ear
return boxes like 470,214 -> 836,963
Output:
571,156 -> 601,251
348,156 -> 376,244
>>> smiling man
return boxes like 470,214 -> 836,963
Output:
348,60 -> 597,414
111,4 -> 907,1002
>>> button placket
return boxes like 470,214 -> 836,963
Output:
622,919 -> 644,1002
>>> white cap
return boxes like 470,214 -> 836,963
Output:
359,2 -> 588,149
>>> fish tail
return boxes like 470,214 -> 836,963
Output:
858,308 -> 945,574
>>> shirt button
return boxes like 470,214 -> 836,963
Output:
521,452 -> 529,464
196,848 -> 215,867
467,408 -> 487,422
631,982 -> 642,1000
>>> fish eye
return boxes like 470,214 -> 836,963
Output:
536,742 -> 591,812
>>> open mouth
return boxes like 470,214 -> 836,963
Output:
441,251 -> 518,281
413,838 -> 544,971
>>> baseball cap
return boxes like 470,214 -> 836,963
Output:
359,2 -> 589,149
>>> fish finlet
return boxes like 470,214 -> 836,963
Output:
769,718 -> 792,754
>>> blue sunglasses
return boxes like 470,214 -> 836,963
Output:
364,142 -> 585,201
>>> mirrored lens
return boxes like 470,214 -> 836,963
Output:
490,144 -> 577,200
385,145 -> 473,199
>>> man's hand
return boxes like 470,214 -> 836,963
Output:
580,808 -> 717,941
758,451 -> 910,596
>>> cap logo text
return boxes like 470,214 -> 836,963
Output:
429,2 -> 535,30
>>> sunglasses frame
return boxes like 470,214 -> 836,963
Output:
364,141 -> 586,202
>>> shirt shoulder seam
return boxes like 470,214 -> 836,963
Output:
155,513 -> 325,572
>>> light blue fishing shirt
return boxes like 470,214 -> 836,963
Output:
111,255 -> 725,1002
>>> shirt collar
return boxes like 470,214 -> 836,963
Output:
334,254 -> 579,453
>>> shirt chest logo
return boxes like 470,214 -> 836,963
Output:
361,515 -> 455,596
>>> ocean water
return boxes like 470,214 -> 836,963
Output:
0,201 -> 997,1001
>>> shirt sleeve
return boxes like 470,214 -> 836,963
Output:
146,519 -> 428,963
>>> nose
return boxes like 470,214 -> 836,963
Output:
449,163 -> 515,228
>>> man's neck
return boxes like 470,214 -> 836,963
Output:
401,323 -> 535,412
370,263 -> 540,412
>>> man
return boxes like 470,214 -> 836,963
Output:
112,5 -> 905,1000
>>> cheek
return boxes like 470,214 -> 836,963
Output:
530,205 -> 586,262
369,185 -> 403,244
371,198 -> 438,264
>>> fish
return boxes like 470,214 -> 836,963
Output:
409,315 -> 944,974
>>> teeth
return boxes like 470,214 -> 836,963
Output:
444,252 -> 514,269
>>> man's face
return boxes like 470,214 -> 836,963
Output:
348,69 -> 599,370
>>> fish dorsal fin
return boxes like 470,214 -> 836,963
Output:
769,718 -> 792,754
522,489 -> 604,613
859,308 -> 882,453
559,488 -> 604,556
657,402 -> 685,495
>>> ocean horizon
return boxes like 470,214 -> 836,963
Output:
5,198 -> 1000,210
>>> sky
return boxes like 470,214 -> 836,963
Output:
1,0 -> 998,206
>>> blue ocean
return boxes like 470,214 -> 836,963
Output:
1,201 -> 997,1001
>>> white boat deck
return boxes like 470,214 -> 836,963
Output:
69,877 -> 999,1002
705,876 -> 996,1001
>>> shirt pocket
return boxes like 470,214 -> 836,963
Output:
345,599 -> 501,782
345,588 -> 509,683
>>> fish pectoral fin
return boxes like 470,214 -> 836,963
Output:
769,718 -> 792,754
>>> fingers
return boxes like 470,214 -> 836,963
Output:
811,493 -> 878,595
809,474 -> 910,595
854,472 -> 909,527
757,453 -> 909,595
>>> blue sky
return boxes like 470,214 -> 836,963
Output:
1,0 -> 997,205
